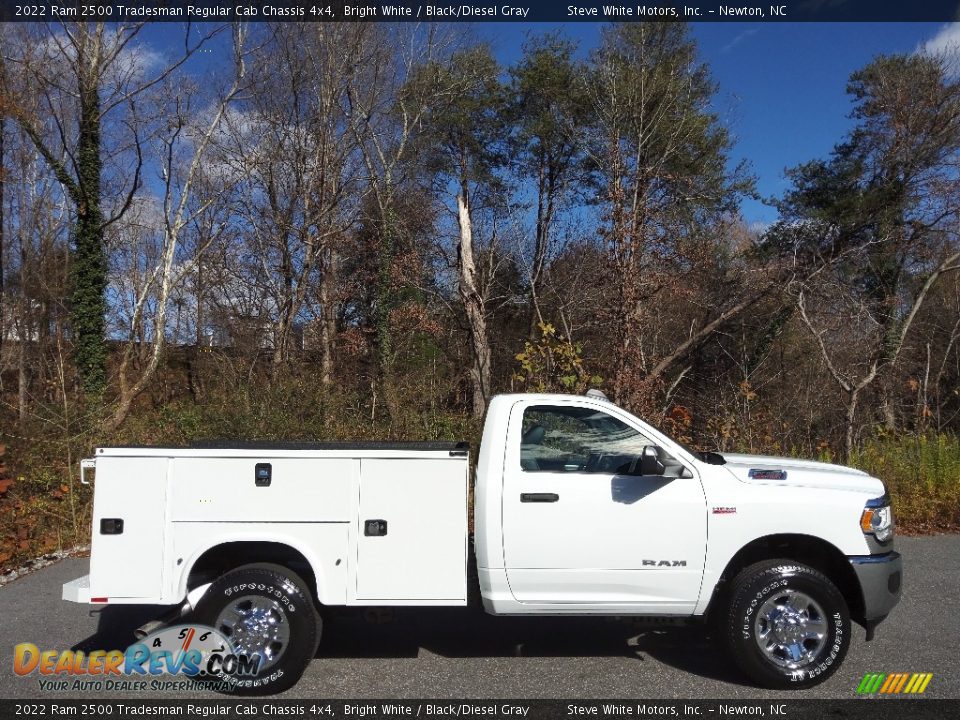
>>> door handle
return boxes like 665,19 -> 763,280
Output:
521,493 -> 559,503
364,519 -> 388,536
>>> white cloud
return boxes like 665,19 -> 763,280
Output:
112,42 -> 167,83
722,29 -> 759,54
34,30 -> 168,90
917,23 -> 960,57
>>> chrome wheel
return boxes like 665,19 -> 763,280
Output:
215,595 -> 290,672
754,589 -> 827,669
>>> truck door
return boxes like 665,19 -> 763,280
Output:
501,401 -> 707,613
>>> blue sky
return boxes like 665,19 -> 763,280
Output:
692,22 -> 950,225
479,22 -> 955,226
142,21 -> 956,226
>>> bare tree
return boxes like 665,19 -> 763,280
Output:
218,24 -> 362,378
107,25 -> 251,431
795,247 -> 960,457
434,46 -> 504,418
1,22 -> 219,394
345,24 -> 464,417
775,52 -> 960,455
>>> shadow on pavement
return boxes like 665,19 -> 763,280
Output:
71,605 -> 170,653
68,603 -> 750,688
320,606 -> 751,687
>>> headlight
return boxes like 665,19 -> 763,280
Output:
861,500 -> 894,543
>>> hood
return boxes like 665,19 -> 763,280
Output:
720,453 -> 885,496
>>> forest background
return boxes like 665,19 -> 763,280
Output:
1,20 -> 959,565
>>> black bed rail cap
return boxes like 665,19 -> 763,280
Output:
183,440 -> 470,452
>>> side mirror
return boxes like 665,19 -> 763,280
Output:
638,446 -> 665,476
619,445 -> 666,477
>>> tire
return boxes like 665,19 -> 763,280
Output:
722,560 -> 850,689
194,563 -> 319,695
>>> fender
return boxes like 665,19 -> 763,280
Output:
175,529 -> 340,606
696,531 -> 863,619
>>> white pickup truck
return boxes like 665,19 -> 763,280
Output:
63,392 -> 901,694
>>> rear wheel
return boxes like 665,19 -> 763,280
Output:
194,563 -> 319,695
722,560 -> 850,688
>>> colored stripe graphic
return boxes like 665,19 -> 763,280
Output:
857,672 -> 932,694
857,673 -> 883,693
912,673 -> 931,694
893,673 -> 909,693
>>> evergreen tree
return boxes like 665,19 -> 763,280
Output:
590,22 -> 751,410
508,34 -> 593,336
770,53 -> 960,454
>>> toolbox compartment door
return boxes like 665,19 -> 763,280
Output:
356,458 -> 467,602
89,457 -> 169,600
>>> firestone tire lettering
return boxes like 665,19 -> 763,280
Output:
723,560 -> 850,689
194,564 -> 318,696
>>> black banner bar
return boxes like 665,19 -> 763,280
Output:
3,0 -> 960,23
0,700 -> 958,720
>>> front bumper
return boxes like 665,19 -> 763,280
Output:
849,551 -> 902,623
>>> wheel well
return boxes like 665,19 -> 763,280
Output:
707,534 -> 864,623
186,541 -> 319,606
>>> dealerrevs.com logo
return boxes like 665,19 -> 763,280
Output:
13,624 -> 260,692
857,672 -> 934,695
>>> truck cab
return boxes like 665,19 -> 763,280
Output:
474,393 -> 901,685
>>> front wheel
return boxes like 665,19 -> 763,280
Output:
194,563 -> 319,695
722,560 -> 850,689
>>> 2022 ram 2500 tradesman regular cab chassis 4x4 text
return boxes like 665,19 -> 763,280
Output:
63,391 -> 902,694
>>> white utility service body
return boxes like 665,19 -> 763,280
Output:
65,444 -> 470,607
63,392 -> 902,692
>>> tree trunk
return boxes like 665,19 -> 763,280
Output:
528,166 -> 554,339
17,288 -> 28,428
71,61 -> 108,395
374,211 -> 395,420
319,246 -> 337,387
456,191 -> 491,419
16,219 -> 27,425
844,388 -> 861,461
271,243 -> 295,367
17,332 -> 27,426
879,371 -> 898,433
196,258 -> 205,348
189,257 -> 205,401
607,138 -> 643,408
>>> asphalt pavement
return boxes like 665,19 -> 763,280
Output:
0,535 -> 956,700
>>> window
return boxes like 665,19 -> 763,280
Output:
520,405 -> 659,474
